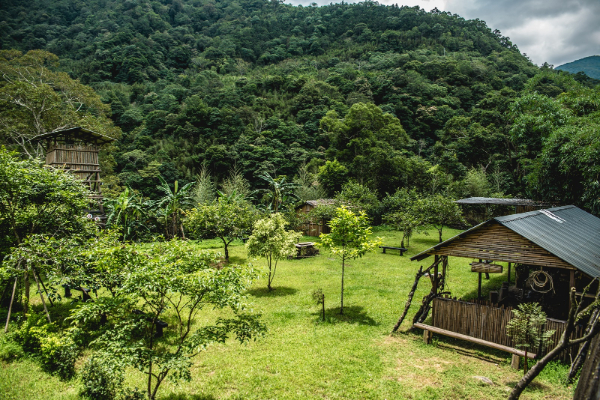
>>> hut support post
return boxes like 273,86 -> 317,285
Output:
433,256 -> 439,294
478,272 -> 482,299
508,262 -> 511,284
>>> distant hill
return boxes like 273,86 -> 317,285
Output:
556,56 -> 600,79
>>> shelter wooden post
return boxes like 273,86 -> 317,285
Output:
569,270 -> 575,311
432,256 -> 439,323
511,354 -> 520,369
433,255 -> 439,294
478,272 -> 482,299
508,262 -> 511,284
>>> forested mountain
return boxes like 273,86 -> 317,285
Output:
1,0 -> 599,214
556,55 -> 600,80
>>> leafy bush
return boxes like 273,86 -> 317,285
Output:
39,332 -> 79,380
14,312 -> 56,353
80,355 -> 124,400
0,337 -> 24,362
120,388 -> 146,400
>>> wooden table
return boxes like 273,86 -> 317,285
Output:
295,242 -> 319,258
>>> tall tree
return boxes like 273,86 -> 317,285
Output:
246,213 -> 301,291
319,206 -> 380,314
185,199 -> 256,262
420,194 -> 465,243
69,239 -> 265,400
0,147 -> 93,313
0,50 -> 120,157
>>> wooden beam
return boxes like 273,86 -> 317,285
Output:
471,263 -> 503,273
413,323 -> 536,359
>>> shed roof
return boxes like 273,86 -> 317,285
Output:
412,205 -> 600,278
454,197 -> 549,207
32,127 -> 116,145
304,199 -> 336,207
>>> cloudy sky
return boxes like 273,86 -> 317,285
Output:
288,0 -> 600,67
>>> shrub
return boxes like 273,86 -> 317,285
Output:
120,388 -> 146,400
80,355 -> 124,400
14,312 -> 56,353
0,337 -> 24,362
39,332 -> 79,380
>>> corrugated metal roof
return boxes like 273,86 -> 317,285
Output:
412,205 -> 600,278
495,205 -> 600,278
455,197 -> 549,207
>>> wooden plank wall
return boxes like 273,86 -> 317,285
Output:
432,296 -> 583,361
46,144 -> 101,192
296,204 -> 330,236
431,223 -> 574,269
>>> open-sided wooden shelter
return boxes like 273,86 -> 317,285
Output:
455,197 -> 551,224
33,127 -> 115,216
400,205 -> 600,363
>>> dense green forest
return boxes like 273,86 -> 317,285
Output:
1,0 -> 599,214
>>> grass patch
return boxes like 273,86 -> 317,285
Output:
0,229 -> 573,399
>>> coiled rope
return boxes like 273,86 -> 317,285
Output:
526,269 -> 555,294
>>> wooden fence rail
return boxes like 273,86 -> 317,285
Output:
432,296 -> 583,362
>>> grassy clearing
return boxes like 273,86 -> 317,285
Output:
0,229 -> 574,399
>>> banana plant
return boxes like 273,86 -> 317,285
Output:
104,187 -> 150,241
153,176 -> 195,239
257,172 -> 299,213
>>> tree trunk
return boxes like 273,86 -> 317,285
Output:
4,278 -> 18,333
223,241 -> 229,263
340,255 -> 345,315
33,269 -> 51,323
392,265 -> 423,332
392,258 -> 441,332
23,269 -> 29,314
267,255 -> 274,291
569,307 -> 600,382
148,361 -> 153,400
438,226 -> 443,243
574,333 -> 600,400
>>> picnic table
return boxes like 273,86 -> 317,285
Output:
379,246 -> 407,255
295,242 -> 319,258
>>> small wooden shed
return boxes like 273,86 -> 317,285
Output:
296,199 -> 335,237
33,127 -> 115,216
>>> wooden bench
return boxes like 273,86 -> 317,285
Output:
414,323 -> 535,369
380,246 -> 407,255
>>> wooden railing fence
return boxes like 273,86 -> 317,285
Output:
432,296 -> 583,362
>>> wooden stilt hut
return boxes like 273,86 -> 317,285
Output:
33,127 -> 115,218
395,205 -> 600,365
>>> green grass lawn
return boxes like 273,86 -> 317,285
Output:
0,229 -> 574,399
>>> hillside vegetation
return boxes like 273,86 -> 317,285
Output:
556,55 -> 600,80
0,0 -> 599,213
